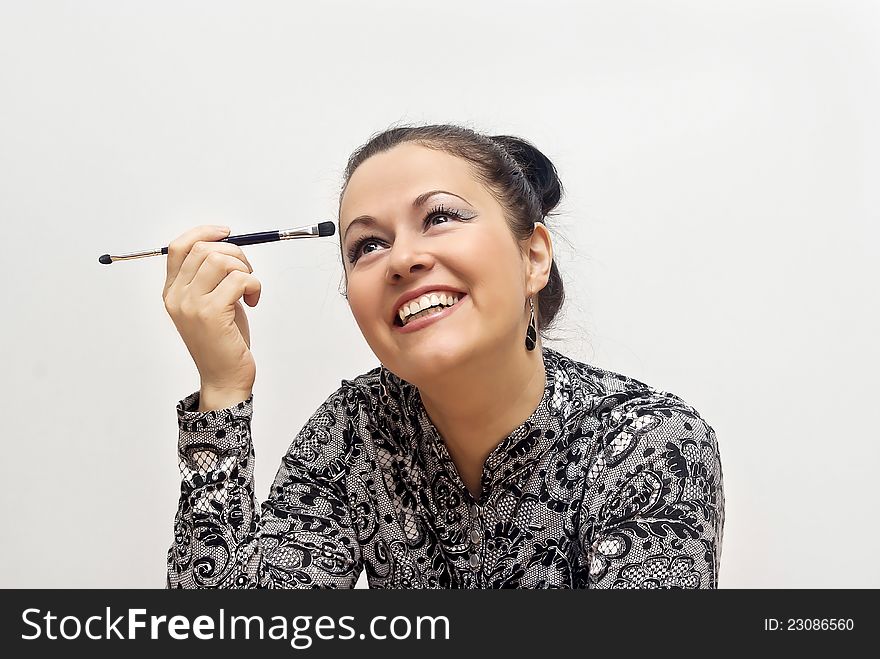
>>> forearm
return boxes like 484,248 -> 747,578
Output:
168,391 -> 266,588
167,388 -> 363,589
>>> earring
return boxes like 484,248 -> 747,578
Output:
525,296 -> 537,351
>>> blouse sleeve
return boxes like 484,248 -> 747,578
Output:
578,390 -> 725,589
166,385 -> 364,588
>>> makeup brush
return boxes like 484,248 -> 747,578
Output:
98,221 -> 336,264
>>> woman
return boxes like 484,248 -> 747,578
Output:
163,124 -> 725,589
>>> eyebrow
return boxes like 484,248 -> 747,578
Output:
342,190 -> 472,243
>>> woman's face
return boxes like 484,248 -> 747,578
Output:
339,142 -> 534,385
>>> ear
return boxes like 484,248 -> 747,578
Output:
525,221 -> 553,296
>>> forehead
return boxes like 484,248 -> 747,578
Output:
340,143 -> 484,224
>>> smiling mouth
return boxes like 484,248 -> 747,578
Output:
393,293 -> 467,328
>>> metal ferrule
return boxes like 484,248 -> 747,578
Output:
278,226 -> 320,240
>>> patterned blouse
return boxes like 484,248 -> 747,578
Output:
167,346 -> 724,589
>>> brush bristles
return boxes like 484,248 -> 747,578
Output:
318,221 -> 336,237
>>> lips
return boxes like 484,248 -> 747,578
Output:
390,285 -> 468,327
392,293 -> 467,334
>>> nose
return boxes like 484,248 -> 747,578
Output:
384,233 -> 435,283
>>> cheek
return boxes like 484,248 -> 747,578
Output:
462,232 -> 524,289
347,277 -> 393,338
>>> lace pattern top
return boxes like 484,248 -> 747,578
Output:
167,346 -> 724,588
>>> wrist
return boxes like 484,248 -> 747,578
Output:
198,385 -> 252,413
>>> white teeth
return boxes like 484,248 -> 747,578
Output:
397,290 -> 463,325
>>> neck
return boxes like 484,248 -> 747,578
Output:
416,341 -> 547,494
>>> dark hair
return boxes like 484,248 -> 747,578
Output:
338,122 -> 566,337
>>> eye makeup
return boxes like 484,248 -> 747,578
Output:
345,203 -> 476,264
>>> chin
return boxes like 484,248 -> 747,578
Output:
385,335 -> 474,382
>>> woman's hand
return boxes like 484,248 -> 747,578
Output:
162,225 -> 261,406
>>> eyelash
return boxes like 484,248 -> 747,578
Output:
346,204 -> 469,264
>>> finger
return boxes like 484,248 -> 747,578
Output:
207,269 -> 262,311
186,251 -> 253,297
176,240 -> 253,292
164,225 -> 231,295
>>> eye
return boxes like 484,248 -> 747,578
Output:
425,203 -> 466,227
346,203 -> 473,264
360,239 -> 382,256
347,234 -> 383,264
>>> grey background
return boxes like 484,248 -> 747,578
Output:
1,0 -> 877,588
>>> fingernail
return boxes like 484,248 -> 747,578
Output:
215,225 -> 230,232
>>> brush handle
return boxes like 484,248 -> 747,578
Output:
102,222 -> 333,264
158,230 -> 282,255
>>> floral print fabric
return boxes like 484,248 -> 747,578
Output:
167,346 -> 724,588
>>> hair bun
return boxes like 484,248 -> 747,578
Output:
489,135 -> 563,217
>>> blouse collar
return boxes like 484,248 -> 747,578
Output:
385,346 -> 568,502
